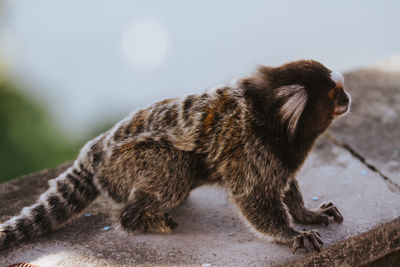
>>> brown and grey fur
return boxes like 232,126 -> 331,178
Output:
0,60 -> 350,252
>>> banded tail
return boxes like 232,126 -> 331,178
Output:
0,161 -> 99,250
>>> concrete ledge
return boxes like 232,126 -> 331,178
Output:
282,217 -> 400,266
0,137 -> 399,266
1,69 -> 400,266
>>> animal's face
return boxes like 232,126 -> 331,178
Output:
296,62 -> 351,139
257,60 -> 351,139
328,71 -> 351,118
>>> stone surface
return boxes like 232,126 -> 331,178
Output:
282,217 -> 400,267
1,135 -> 400,266
330,70 -> 400,187
1,69 -> 400,266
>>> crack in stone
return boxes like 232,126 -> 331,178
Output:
325,133 -> 400,191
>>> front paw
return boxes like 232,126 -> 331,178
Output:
318,202 -> 343,224
300,202 -> 344,226
291,230 -> 323,253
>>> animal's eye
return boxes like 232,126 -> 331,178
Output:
328,88 -> 337,99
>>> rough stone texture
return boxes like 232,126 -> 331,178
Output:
282,217 -> 400,267
1,69 -> 400,266
330,70 -> 400,187
1,135 -> 400,266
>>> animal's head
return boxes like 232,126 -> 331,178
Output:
243,60 -> 351,141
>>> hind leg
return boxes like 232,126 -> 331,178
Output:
117,141 -> 196,233
120,190 -> 178,233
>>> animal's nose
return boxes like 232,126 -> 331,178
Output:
339,92 -> 350,106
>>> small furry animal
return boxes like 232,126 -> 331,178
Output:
0,60 -> 350,253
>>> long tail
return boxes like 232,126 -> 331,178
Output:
0,160 -> 100,250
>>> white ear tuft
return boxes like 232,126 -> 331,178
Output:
274,84 -> 308,138
330,71 -> 344,87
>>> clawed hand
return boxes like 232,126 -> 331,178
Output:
318,202 -> 344,226
292,230 -> 323,253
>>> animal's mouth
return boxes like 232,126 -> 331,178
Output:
332,104 -> 349,117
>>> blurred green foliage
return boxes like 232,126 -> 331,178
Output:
0,76 -> 79,183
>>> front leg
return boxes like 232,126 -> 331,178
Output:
230,182 -> 323,252
284,179 -> 343,225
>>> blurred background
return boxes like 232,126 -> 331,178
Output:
1,0 -> 400,183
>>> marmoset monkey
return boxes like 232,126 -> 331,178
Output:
0,60 -> 350,253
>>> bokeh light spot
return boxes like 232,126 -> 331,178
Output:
120,18 -> 171,72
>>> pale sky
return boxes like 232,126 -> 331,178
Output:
1,0 -> 400,139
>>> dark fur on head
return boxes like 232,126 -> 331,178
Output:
242,60 -> 350,170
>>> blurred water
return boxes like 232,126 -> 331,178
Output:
1,0 -> 400,139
